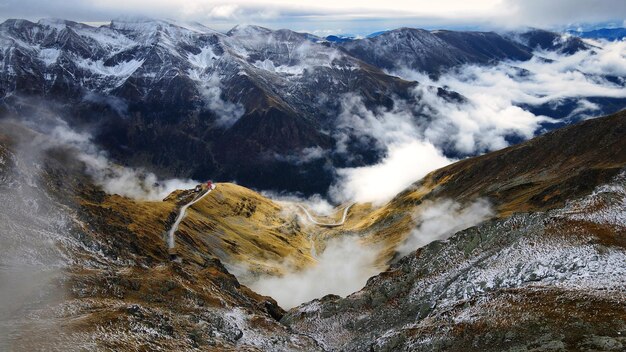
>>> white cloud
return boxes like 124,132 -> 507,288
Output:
200,74 -> 245,128
394,40 -> 626,151
497,0 -> 626,29
271,146 -> 327,165
331,141 -> 451,205
329,94 -> 452,204
261,191 -> 335,216
414,83 -> 545,154
3,0 -> 625,34
248,236 -> 381,309
50,123 -> 199,201
207,4 -> 239,19
330,39 -> 626,205
397,198 -> 493,257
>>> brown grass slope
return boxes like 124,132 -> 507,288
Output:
336,109 -> 626,261
282,109 -> 626,352
0,121 -> 321,351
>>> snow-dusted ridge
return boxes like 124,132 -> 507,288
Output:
0,17 -> 363,107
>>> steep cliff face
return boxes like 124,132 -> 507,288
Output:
0,18 -> 417,194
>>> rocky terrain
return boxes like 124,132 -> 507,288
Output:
283,110 -> 626,351
1,17 -> 625,351
1,18 -> 622,195
284,179 -> 626,351
1,104 -> 625,351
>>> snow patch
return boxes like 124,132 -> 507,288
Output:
38,48 -> 61,66
76,58 -> 144,78
187,46 -> 220,72
252,59 -> 306,75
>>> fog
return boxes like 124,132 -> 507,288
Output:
192,71 -> 245,128
331,38 -> 626,205
331,141 -> 450,205
0,122 -> 72,349
329,94 -> 453,205
49,122 -> 198,201
261,190 -> 335,216
247,198 -> 494,309
248,236 -> 381,309
5,109 -> 200,201
397,199 -> 493,257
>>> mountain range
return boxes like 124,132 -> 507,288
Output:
1,18 -> 626,351
568,27 -> 626,41
1,18 -> 622,195
1,101 -> 624,351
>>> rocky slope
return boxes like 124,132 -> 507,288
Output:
282,110 -> 626,351
1,108 -> 625,350
1,18 -> 611,195
0,121 -> 323,351
0,18 -> 416,194
284,178 -> 626,351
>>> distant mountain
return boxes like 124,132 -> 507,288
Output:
366,30 -> 387,38
568,27 -> 626,41
324,34 -> 355,43
512,28 -> 590,54
335,28 -> 533,75
0,18 -> 616,195
337,28 -> 592,75
0,18 -> 415,194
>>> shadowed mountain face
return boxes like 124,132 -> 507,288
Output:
1,105 -> 624,350
336,28 -> 534,75
0,19 -> 417,194
2,18 -> 612,196
513,29 -> 590,55
335,28 -> 591,75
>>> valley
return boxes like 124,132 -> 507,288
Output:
1,108 -> 625,350
0,12 -> 625,352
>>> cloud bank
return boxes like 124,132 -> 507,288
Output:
331,141 -> 450,205
330,38 -> 626,205
2,0 -> 626,34
249,236 -> 381,309
50,124 -> 199,200
397,199 -> 493,257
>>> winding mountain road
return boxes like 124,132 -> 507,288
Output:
167,185 -> 216,249
297,203 -> 355,227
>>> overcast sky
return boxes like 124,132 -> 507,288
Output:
0,0 -> 625,35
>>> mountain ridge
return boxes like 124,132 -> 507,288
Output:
1,97 -> 625,350
1,18 -> 610,196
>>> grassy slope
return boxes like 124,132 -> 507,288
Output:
326,109 -> 626,262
